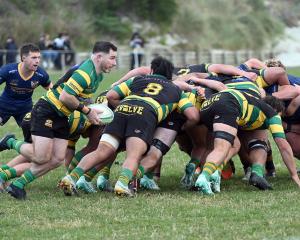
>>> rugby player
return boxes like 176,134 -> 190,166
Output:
195,90 -> 300,195
6,41 -> 117,200
59,56 -> 200,197
0,43 -> 51,128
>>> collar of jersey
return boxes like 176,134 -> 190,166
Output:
18,63 -> 34,81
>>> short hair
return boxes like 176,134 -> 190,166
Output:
93,41 -> 117,54
20,43 -> 40,59
265,59 -> 286,70
263,95 -> 285,114
150,56 -> 174,80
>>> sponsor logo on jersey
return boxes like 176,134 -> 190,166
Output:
45,119 -> 53,128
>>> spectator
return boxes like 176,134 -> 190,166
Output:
130,32 -> 145,69
5,36 -> 18,64
63,33 -> 75,66
53,33 -> 65,70
38,34 -> 57,69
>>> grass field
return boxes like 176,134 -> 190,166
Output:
0,69 -> 300,240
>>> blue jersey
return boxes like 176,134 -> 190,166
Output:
0,63 -> 50,114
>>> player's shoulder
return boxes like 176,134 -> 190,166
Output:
1,63 -> 18,73
35,66 -> 49,78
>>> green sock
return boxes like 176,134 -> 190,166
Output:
217,162 -> 225,172
98,162 -> 113,180
67,151 -> 84,173
69,167 -> 84,182
7,138 -> 25,154
136,166 -> 145,179
67,158 -> 79,173
202,162 -> 218,180
145,172 -> 154,179
118,168 -> 133,186
84,167 -> 98,182
189,158 -> 201,166
251,163 -> 264,177
0,164 -> 10,171
0,167 -> 17,181
12,170 -> 36,189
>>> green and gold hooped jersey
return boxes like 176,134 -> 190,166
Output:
174,64 -> 211,76
43,59 -> 103,117
113,74 -> 193,123
222,89 -> 285,139
68,111 -> 91,148
185,89 -> 204,110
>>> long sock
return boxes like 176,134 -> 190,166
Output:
202,162 -> 218,180
118,168 -> 133,186
84,167 -> 98,182
69,167 -> 84,182
0,167 -> 17,181
67,151 -> 84,173
98,162 -> 113,180
145,172 -> 154,179
136,166 -> 145,179
189,158 -> 201,166
251,163 -> 264,177
0,164 -> 10,171
12,170 -> 36,189
7,138 -> 25,154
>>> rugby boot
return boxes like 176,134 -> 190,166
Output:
114,180 -> 135,197
7,183 -> 26,200
249,172 -> 273,190
96,175 -> 113,192
0,134 -> 15,151
140,175 -> 160,191
195,174 -> 214,195
58,175 -> 78,196
76,176 -> 96,193
242,167 -> 252,181
180,163 -> 196,189
210,170 -> 221,193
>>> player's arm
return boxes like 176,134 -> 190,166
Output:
274,137 -> 300,187
177,92 -> 200,129
0,65 -> 9,85
207,64 -> 257,81
189,77 -> 227,91
268,115 -> 300,187
272,85 -> 299,100
285,94 -> 300,116
107,78 -> 133,107
244,58 -> 267,69
111,66 -> 151,87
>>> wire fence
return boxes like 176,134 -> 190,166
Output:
0,49 -> 277,71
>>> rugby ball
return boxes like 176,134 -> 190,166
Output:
88,103 -> 114,124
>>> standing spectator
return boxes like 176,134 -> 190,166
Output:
63,33 -> 75,66
5,36 -> 18,64
38,34 -> 57,69
130,32 -> 145,69
53,33 -> 65,70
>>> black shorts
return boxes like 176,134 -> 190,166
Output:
200,92 -> 241,130
20,112 -> 32,143
158,111 -> 186,133
31,99 -> 69,139
104,100 -> 157,146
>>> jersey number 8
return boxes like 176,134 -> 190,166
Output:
144,83 -> 163,95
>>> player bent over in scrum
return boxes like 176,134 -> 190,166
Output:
59,56 -> 200,197
195,90 -> 300,195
